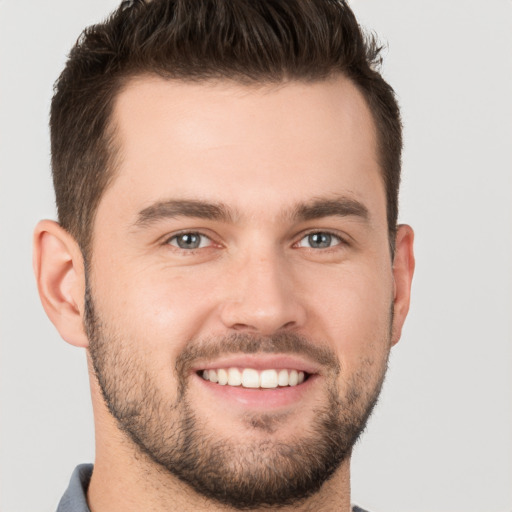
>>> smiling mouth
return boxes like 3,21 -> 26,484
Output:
198,368 -> 310,389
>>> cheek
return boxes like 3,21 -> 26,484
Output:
91,263 -> 220,357
305,263 -> 393,366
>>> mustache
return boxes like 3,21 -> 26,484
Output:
175,331 -> 340,379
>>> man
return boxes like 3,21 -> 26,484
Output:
33,0 -> 415,510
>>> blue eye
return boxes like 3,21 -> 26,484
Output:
297,232 -> 342,249
168,232 -> 211,250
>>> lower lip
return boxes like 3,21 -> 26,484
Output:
193,373 -> 318,409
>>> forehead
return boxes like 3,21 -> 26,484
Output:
100,75 -> 384,227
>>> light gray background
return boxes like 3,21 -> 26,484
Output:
1,1 -> 511,511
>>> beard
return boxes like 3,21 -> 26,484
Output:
85,281 -> 390,510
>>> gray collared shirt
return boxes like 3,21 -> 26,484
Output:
56,464 -> 370,512
56,464 -> 92,512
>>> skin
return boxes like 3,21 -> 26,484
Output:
33,75 -> 415,511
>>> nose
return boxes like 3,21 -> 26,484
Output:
219,250 -> 307,335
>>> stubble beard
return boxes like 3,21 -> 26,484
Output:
85,282 -> 390,510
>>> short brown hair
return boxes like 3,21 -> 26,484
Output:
51,0 -> 402,256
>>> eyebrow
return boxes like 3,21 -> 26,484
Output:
135,199 -> 236,227
134,195 -> 369,228
292,196 -> 369,223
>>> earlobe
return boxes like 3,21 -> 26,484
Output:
390,224 -> 415,346
33,220 -> 89,348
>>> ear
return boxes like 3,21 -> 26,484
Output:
33,220 -> 89,348
390,224 -> 415,346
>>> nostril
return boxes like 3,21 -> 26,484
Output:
231,323 -> 253,331
229,321 -> 297,333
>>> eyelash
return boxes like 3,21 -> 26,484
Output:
164,230 -> 348,253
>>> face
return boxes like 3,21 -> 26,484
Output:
86,76 -> 399,508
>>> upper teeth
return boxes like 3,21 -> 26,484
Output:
201,368 -> 306,388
